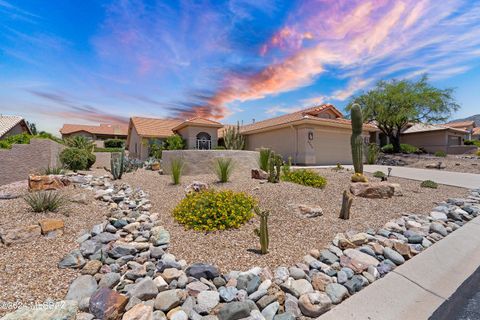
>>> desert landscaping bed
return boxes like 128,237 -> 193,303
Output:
114,168 -> 467,272
379,154 -> 480,174
0,184 -> 109,316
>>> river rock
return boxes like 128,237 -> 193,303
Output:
298,292 -> 332,318
66,275 -> 98,302
383,247 -> 405,265
325,283 -> 349,304
89,288 -> 128,320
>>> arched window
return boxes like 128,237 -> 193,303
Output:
196,132 -> 211,150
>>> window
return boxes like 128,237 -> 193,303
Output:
196,132 -> 211,150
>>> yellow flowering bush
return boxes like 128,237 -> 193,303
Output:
282,169 -> 327,188
173,189 -> 257,231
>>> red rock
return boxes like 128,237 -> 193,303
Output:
349,183 -> 395,199
38,218 -> 64,234
28,175 -> 70,191
340,256 -> 369,273
89,288 -> 128,320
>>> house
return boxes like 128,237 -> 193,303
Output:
240,104 -> 376,165
445,120 -> 476,140
0,115 -> 32,139
400,123 -> 476,154
473,127 -> 480,141
60,123 -> 128,147
127,117 -> 223,160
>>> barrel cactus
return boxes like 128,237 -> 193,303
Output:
350,103 -> 366,182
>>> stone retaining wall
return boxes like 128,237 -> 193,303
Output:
0,139 -> 65,186
162,150 -> 259,175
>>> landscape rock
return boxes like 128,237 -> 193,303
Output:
65,275 -> 98,301
154,289 -> 186,312
218,302 -> 251,320
251,169 -> 268,180
186,263 -> 220,280
129,277 -> 158,300
383,247 -> 405,265
122,303 -> 153,320
28,174 -> 69,191
38,218 -> 64,235
0,224 -> 41,246
343,249 -> 379,266
298,292 -> 332,318
349,183 -> 394,199
58,249 -> 86,269
196,291 -> 220,314
88,288 -> 128,320
0,300 -> 77,320
325,283 -> 349,304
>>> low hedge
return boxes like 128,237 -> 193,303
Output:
381,143 -> 419,154
104,139 -> 125,148
173,189 -> 256,231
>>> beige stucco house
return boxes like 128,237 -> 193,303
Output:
400,123 -> 476,154
240,104 -> 377,165
127,117 -> 223,160
60,123 -> 128,147
445,120 -> 476,140
0,115 -> 31,139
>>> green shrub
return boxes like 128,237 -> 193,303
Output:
65,136 -> 94,152
37,131 -> 64,144
214,158 -> 234,183
434,150 -> 447,157
421,180 -> 438,189
281,156 -> 292,177
214,146 -> 226,150
94,147 -> 123,152
171,157 -> 184,185
165,134 -> 185,150
283,169 -> 327,188
43,166 -> 65,175
0,133 -> 32,149
464,140 -> 474,145
59,147 -> 94,171
381,143 -> 418,154
373,171 -> 386,179
367,143 -> 380,164
259,148 -> 271,171
104,139 -> 125,148
24,191 -> 66,212
173,189 -> 256,231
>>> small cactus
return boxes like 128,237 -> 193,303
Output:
109,149 -> 125,180
267,152 -> 283,183
350,103 -> 364,176
254,207 -> 269,254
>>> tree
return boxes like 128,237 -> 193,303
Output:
348,75 -> 459,153
27,121 -> 37,135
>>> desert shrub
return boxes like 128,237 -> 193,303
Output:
0,133 -> 32,149
421,180 -> 438,189
173,189 -> 256,231
65,136 -> 94,152
373,171 -> 386,179
43,166 -> 64,175
214,158 -> 234,183
104,139 -> 125,148
434,150 -> 447,157
281,156 -> 292,177
165,134 -> 185,150
148,143 -> 163,159
171,157 -> 184,185
24,191 -> 66,212
37,131 -> 64,144
381,143 -> 418,154
283,169 -> 327,189
367,143 -> 380,164
259,148 -> 271,171
60,147 -> 95,171
464,140 -> 474,145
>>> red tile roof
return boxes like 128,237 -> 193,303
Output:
60,123 -> 128,136
172,117 -> 223,131
129,117 -> 182,138
446,120 -> 476,130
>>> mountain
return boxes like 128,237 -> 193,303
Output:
450,114 -> 480,126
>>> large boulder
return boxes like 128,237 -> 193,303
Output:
251,169 -> 268,180
349,183 -> 395,199
28,175 -> 70,191
0,225 -> 41,246
89,288 -> 128,320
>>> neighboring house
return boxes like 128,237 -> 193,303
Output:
0,115 -> 31,139
60,123 -> 128,147
472,127 -> 480,141
445,120 -> 476,140
400,123 -> 476,154
240,104 -> 376,165
127,117 -> 223,160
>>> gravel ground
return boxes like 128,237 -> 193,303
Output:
114,167 -> 467,272
0,185 -> 109,316
381,154 -> 480,174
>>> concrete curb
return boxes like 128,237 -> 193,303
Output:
318,216 -> 480,320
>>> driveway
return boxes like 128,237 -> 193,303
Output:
363,165 -> 480,189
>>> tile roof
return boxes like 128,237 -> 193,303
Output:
0,115 -> 30,138
446,120 -> 475,128
473,127 -> 480,136
130,117 -> 182,138
402,123 -> 467,134
240,104 -> 375,134
60,123 -> 128,136
172,117 -> 223,131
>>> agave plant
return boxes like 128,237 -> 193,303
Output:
65,136 -> 95,152
24,191 -> 66,212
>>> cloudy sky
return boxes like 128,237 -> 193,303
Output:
1,0 -> 480,134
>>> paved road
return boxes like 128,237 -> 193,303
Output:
363,165 -> 480,189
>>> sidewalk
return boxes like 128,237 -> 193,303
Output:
318,216 -> 480,320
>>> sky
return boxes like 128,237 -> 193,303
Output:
1,0 -> 480,135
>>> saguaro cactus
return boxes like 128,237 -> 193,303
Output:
267,152 -> 283,183
350,103 -> 364,175
254,207 -> 270,254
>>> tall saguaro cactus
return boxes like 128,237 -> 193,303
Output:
254,207 -> 269,254
350,103 -> 364,176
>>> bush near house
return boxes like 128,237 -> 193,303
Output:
173,189 -> 256,231
60,147 -> 96,171
0,132 -> 64,149
464,140 -> 480,147
164,134 -> 185,150
434,150 -> 447,157
381,143 -> 418,154
104,139 -> 125,148
283,169 -> 327,189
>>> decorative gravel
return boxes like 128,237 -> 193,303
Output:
380,154 -> 480,174
0,186 -> 109,315
117,168 -> 467,272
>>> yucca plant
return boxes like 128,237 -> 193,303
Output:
214,158 -> 234,183
42,166 -> 65,175
259,148 -> 271,171
171,157 -> 184,185
24,191 -> 66,212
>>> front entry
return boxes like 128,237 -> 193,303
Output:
196,132 -> 211,150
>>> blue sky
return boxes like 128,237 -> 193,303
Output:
1,0 -> 480,134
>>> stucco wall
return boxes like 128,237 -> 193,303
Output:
177,126 -> 219,149
245,127 -> 297,161
162,150 -> 259,176
127,127 -> 150,160
0,139 -> 65,185
1,123 -> 27,139
400,130 -> 469,153
93,152 -> 112,169
314,127 -> 355,165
